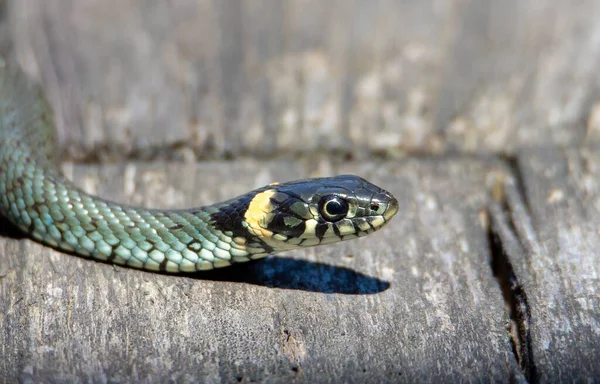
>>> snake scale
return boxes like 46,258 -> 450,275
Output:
0,62 -> 398,273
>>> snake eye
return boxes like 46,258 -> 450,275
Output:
318,195 -> 349,222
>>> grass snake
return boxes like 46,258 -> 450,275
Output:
0,62 -> 398,273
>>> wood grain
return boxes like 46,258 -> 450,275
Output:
0,159 -> 520,382
491,149 -> 600,382
1,0 -> 599,381
6,0 -> 600,159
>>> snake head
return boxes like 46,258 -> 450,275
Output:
242,175 -> 398,251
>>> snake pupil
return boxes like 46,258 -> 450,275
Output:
318,195 -> 348,222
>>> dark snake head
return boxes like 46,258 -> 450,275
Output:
242,175 -> 398,252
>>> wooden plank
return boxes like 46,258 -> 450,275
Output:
0,158 -> 520,382
7,0 -> 600,158
490,148 -> 600,382
4,0 -> 599,381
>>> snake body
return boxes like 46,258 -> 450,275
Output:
0,63 -> 398,272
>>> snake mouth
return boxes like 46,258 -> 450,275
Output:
383,195 -> 399,222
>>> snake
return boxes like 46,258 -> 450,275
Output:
0,62 -> 398,273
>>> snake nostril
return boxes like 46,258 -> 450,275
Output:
370,202 -> 380,211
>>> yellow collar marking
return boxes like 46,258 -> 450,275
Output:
244,189 -> 277,239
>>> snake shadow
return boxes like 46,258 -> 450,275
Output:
194,257 -> 390,294
0,218 -> 27,239
0,217 -> 389,294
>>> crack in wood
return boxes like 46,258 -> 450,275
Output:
487,161 -> 539,383
488,226 -> 536,383
58,143 -> 404,165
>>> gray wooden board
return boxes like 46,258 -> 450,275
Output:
0,158 -> 520,382
491,148 -> 600,382
5,0 -> 600,159
0,0 -> 599,381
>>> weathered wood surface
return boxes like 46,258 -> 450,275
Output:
6,0 -> 600,159
1,0 -> 599,382
490,149 -> 600,382
1,159 -> 521,382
